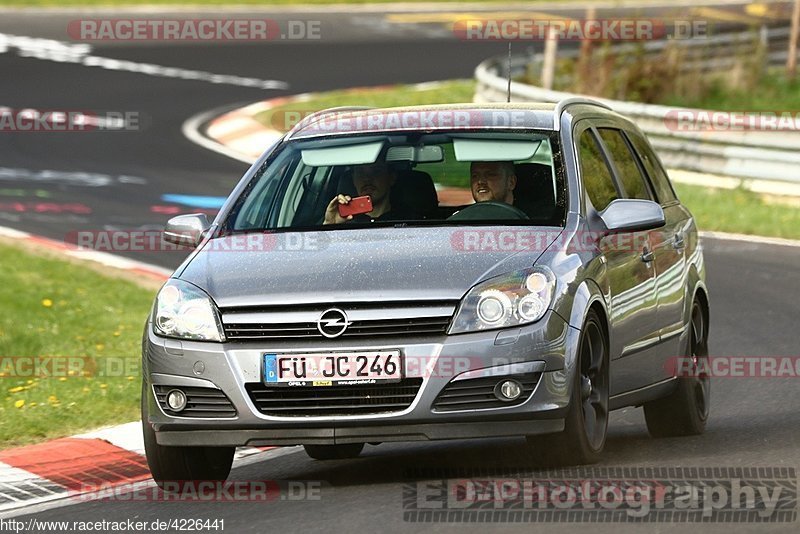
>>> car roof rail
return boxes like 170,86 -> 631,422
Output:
553,97 -> 613,129
285,106 -> 375,139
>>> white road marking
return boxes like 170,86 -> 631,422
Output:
700,231 -> 800,248
74,422 -> 146,456
0,32 -> 289,90
0,446 -> 304,519
0,463 -> 65,515
182,106 -> 261,164
0,167 -> 148,187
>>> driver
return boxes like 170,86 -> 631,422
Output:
470,161 -> 517,204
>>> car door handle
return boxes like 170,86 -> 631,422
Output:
673,233 -> 685,250
641,247 -> 654,263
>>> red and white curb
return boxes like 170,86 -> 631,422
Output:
194,82 -> 443,164
0,225 -> 172,283
0,421 -> 288,516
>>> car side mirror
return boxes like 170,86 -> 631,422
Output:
163,213 -> 211,247
599,199 -> 665,233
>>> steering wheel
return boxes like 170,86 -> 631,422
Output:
447,201 -> 529,221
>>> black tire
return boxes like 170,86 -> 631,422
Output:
644,299 -> 710,437
141,382 -> 235,489
303,443 -> 364,460
526,309 -> 609,466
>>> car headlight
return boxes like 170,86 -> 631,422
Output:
449,267 -> 556,334
153,279 -> 225,342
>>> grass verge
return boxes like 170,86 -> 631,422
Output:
1,0 -> 555,6
254,80 -> 476,131
0,241 -> 157,449
673,183 -> 800,240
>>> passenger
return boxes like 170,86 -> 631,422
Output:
324,162 -> 413,224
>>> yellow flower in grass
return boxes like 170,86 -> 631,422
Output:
8,386 -> 23,394
99,384 -> 108,389
42,298 -> 53,307
14,400 -> 24,408
48,395 -> 58,404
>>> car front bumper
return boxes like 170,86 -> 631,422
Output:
142,310 -> 580,447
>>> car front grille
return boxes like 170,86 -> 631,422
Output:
245,378 -> 423,417
224,316 -> 451,340
154,385 -> 237,418
432,373 -> 541,412
220,301 -> 456,341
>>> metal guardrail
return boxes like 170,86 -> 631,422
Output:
474,26 -> 800,183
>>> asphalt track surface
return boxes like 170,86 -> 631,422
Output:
2,3 -> 799,533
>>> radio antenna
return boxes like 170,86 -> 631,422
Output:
507,42 -> 512,103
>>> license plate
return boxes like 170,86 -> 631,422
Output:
263,351 -> 402,386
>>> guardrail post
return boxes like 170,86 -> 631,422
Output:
541,27 -> 558,90
788,0 -> 800,78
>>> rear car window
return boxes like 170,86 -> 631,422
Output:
597,128 -> 652,201
578,129 -> 618,211
626,132 -> 678,205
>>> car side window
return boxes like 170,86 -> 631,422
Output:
578,129 -> 618,211
626,132 -> 678,205
597,128 -> 651,201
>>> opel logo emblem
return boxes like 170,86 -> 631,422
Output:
317,308 -> 350,338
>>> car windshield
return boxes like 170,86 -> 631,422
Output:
222,131 -> 566,234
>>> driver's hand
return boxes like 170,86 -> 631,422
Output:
323,194 -> 353,225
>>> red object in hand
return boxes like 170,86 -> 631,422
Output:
338,196 -> 373,218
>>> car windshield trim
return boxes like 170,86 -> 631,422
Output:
219,130 -> 566,235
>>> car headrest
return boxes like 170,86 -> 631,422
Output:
513,163 -> 556,220
391,169 -> 438,217
337,169 -> 358,197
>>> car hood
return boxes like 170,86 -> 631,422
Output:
178,226 -> 562,307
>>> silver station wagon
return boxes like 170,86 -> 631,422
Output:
142,99 -> 710,485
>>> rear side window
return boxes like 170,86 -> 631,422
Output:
626,132 -> 678,205
578,129 -> 618,211
597,128 -> 651,201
